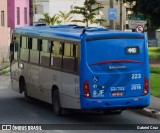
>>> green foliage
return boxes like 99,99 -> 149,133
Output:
39,13 -> 60,25
56,11 -> 73,24
150,67 -> 160,74
125,0 -> 160,29
50,15 -> 60,25
150,73 -> 160,98
148,47 -> 160,58
0,65 -> 10,75
70,0 -> 105,27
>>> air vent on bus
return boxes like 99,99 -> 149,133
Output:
35,23 -> 46,26
50,24 -> 78,28
73,26 -> 86,29
82,27 -> 109,34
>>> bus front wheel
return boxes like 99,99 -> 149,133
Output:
52,89 -> 62,116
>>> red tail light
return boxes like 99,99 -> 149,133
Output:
143,77 -> 149,95
83,80 -> 91,98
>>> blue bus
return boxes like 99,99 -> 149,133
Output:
10,24 -> 150,115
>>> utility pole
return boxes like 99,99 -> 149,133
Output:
110,0 -> 115,30
29,0 -> 34,26
120,0 -> 123,30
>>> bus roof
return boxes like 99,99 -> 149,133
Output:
13,24 -> 145,42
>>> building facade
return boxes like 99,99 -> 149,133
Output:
0,0 -> 29,62
33,0 -> 84,24
33,0 -> 126,29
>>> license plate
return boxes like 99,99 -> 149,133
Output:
112,92 -> 124,96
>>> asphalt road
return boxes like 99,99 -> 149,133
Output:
0,73 -> 159,133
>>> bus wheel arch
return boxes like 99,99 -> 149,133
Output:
52,86 -> 63,116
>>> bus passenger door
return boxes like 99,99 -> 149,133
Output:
10,41 -> 19,92
28,38 -> 41,100
61,43 -> 80,109
29,65 -> 41,100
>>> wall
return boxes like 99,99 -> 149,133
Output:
0,0 -> 10,62
8,0 -> 30,30
0,0 -> 30,62
34,1 -> 49,23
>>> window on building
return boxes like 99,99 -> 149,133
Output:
17,7 -> 20,25
24,7 -> 27,24
35,4 -> 43,14
1,11 -> 5,26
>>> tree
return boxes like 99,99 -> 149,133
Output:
29,0 -> 34,26
124,0 -> 160,39
39,13 -> 51,25
125,0 -> 160,29
70,0 -> 105,27
39,13 -> 60,25
50,15 -> 61,25
56,11 -> 73,24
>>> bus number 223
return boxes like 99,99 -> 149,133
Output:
132,73 -> 141,79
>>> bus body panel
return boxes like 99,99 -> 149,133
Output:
80,34 -> 150,109
39,67 -> 81,109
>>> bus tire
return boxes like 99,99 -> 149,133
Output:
52,89 -> 62,116
19,77 -> 24,93
20,79 -> 30,103
103,110 -> 122,115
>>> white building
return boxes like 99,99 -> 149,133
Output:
33,0 -> 127,29
33,0 -> 84,24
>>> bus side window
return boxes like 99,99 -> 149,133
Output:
12,35 -> 20,61
51,41 -> 62,69
30,38 -> 39,64
75,44 -> 79,73
62,43 -> 78,73
20,36 -> 29,61
40,39 -> 50,66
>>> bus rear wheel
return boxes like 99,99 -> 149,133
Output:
20,79 -> 30,103
52,89 -> 62,116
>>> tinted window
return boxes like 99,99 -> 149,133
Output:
63,43 -> 79,73
30,38 -> 39,64
20,36 -> 29,61
40,39 -> 51,66
51,41 -> 62,68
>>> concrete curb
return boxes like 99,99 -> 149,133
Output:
133,108 -> 160,119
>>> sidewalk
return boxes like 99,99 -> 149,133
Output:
149,95 -> 160,112
134,95 -> 160,119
